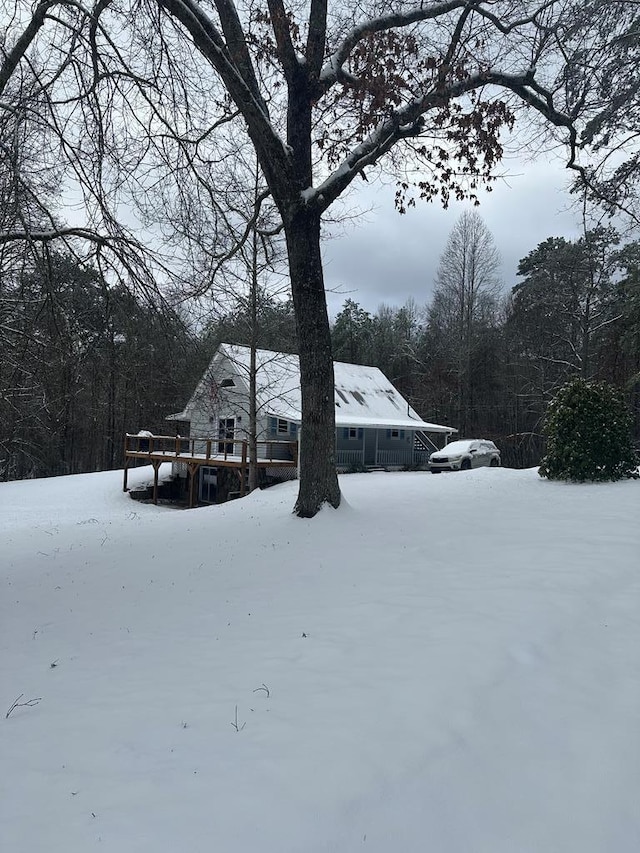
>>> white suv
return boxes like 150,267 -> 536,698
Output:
429,439 -> 501,472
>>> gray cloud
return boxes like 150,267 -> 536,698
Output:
322,157 -> 583,318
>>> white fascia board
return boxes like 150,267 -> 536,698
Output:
334,415 -> 457,432
259,410 -> 455,433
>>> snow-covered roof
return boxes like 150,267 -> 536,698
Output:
168,343 -> 456,434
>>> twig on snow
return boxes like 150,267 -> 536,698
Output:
230,705 -> 246,732
5,693 -> 42,719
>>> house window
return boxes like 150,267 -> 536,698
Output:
277,418 -> 289,434
391,429 -> 400,438
343,427 -> 363,440
218,418 -> 235,454
220,378 -> 235,388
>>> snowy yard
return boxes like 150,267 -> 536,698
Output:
1,465 -> 639,852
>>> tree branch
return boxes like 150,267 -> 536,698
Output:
266,0 -> 300,82
319,0 -> 467,88
308,67 -> 577,212
0,0 -> 89,97
306,0 -> 328,78
158,0 -> 295,200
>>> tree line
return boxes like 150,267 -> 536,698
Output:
4,211 -> 636,480
330,213 -> 640,468
0,249 -> 203,480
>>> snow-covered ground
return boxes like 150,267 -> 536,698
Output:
1,465 -> 639,852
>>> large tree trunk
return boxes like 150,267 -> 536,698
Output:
284,207 -> 340,517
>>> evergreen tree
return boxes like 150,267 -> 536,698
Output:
331,300 -> 373,364
539,377 -> 638,481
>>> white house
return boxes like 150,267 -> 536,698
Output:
165,343 -> 455,500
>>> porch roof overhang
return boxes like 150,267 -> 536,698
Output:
266,409 -> 456,434
335,415 -> 456,433
168,403 -> 456,434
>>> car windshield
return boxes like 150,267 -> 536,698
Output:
438,440 -> 477,454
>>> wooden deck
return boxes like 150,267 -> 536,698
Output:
123,433 -> 298,507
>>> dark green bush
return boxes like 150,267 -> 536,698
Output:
539,377 -> 638,482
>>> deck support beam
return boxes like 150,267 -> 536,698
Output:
240,442 -> 247,497
151,459 -> 162,505
187,463 -> 199,509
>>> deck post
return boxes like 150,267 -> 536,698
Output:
240,442 -> 247,496
123,435 -> 129,491
152,459 -> 161,505
188,462 -> 198,508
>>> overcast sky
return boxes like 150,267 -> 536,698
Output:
61,142 -> 586,322
322,152 -> 584,319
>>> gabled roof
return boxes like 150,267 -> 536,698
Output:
168,343 -> 456,434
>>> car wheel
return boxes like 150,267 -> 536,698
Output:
490,458 -> 499,467
460,458 -> 471,470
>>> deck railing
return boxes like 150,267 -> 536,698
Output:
335,448 -> 429,468
336,449 -> 365,467
124,433 -> 298,464
376,449 -> 416,467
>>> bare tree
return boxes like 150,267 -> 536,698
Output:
429,211 -> 502,432
216,167 -> 290,494
1,1 -> 606,515
171,150 -> 291,492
